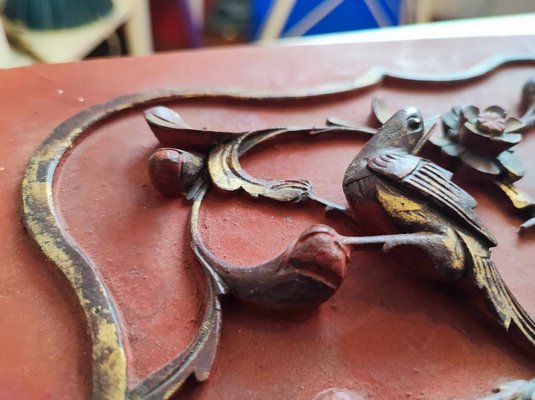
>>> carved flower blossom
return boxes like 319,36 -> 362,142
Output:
430,105 -> 525,181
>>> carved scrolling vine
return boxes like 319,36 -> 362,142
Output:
21,54 -> 535,400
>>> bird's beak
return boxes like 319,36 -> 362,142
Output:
411,115 -> 438,155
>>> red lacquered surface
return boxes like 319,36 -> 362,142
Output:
0,36 -> 535,399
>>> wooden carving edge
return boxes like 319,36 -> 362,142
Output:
127,272 -> 222,400
20,92 -> 222,400
18,53 -> 535,399
21,104 -> 129,399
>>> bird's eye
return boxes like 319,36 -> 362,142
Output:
407,117 -> 422,131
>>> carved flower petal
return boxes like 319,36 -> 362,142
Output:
459,121 -> 489,143
496,150 -> 525,181
441,143 -> 465,158
429,131 -> 453,147
521,111 -> 535,131
483,105 -> 507,118
441,110 -> 460,131
460,151 -> 501,176
504,117 -> 524,133
461,105 -> 480,124
494,132 -> 522,145
460,123 -> 519,156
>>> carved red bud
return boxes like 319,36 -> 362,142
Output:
218,224 -> 350,311
148,148 -> 205,198
280,224 -> 350,305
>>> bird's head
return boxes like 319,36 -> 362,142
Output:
370,107 -> 437,155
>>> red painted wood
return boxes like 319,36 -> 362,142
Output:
0,36 -> 534,399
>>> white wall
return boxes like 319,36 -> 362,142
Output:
413,0 -> 535,22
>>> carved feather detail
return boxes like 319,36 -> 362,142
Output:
472,256 -> 535,345
368,152 -> 497,246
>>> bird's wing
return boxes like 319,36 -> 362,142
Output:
367,152 -> 497,246
472,255 -> 535,347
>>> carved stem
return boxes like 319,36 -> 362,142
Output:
339,232 -> 441,251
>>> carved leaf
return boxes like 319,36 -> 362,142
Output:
496,150 -> 525,181
371,97 -> 394,124
208,133 -> 312,202
459,151 -> 501,176
208,123 -> 376,203
145,106 -> 243,151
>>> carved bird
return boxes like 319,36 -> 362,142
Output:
342,107 -> 535,347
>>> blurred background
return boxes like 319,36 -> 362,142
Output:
1,0 -> 534,68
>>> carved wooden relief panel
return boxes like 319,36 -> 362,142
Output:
3,36 -> 535,399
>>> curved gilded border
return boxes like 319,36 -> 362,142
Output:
21,54 -> 535,400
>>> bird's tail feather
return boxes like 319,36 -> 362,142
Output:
473,256 -> 535,348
